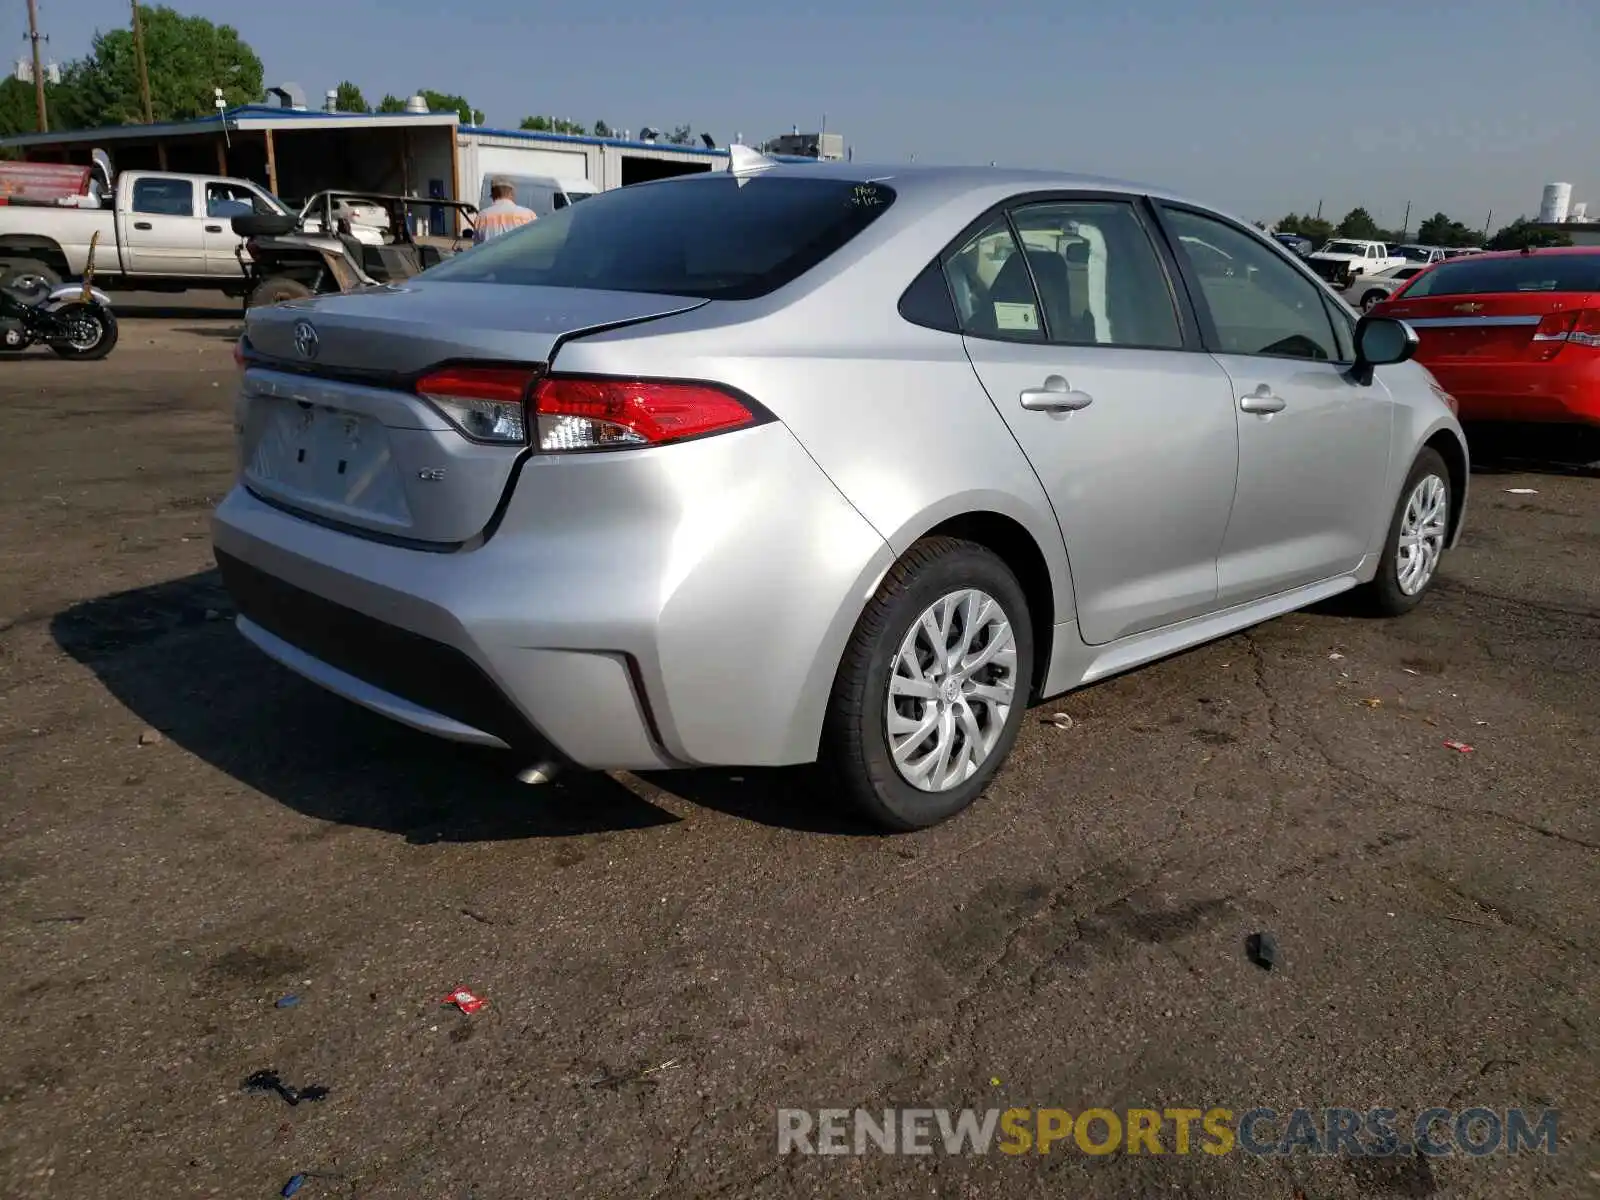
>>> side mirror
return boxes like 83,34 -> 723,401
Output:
1351,314 -> 1418,385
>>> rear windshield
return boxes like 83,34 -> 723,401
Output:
1399,254 -> 1600,297
1322,241 -> 1369,256
424,174 -> 897,300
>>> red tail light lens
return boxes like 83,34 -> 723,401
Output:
1530,309 -> 1600,360
416,365 -> 536,444
1570,308 -> 1600,348
531,377 -> 758,451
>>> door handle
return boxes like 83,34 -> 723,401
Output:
205,224 -> 223,233
1239,385 -> 1287,414
133,221 -> 153,230
1020,375 -> 1094,412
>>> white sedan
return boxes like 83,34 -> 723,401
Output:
1344,263 -> 1430,312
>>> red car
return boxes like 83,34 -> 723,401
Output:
1373,246 -> 1600,428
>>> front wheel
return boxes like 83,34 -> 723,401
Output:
1357,448 -> 1451,616
48,304 -> 118,360
1360,290 -> 1387,312
822,537 -> 1034,831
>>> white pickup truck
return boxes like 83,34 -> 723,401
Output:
1305,239 -> 1406,290
0,163 -> 291,296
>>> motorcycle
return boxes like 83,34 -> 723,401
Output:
0,230 -> 118,360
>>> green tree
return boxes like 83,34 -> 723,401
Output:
333,80 -> 369,113
1276,212 -> 1334,248
1415,212 -> 1481,248
54,6 -> 263,129
593,119 -> 613,138
520,115 -> 586,135
1335,207 -> 1382,239
376,94 -> 407,113
419,89 -> 480,124
1486,217 -> 1572,252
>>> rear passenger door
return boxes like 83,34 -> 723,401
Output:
955,196 -> 1242,645
121,176 -> 206,276
1153,205 -> 1395,605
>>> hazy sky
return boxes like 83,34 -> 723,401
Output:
26,0 -> 1600,229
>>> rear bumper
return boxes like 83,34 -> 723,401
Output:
211,422 -> 894,770
1424,358 -> 1600,425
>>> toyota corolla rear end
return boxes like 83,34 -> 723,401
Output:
1376,247 -> 1600,427
210,170 -> 905,771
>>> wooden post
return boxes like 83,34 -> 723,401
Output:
264,128 -> 278,195
156,141 -> 169,170
448,129 -> 461,235
216,137 -> 228,176
130,0 -> 155,124
25,0 -> 47,132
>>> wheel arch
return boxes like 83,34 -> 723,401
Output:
1422,428 -> 1470,547
0,234 -> 71,278
901,508 -> 1063,701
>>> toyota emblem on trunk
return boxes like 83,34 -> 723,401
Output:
293,321 -> 320,360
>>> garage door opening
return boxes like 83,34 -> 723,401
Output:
621,158 -> 714,186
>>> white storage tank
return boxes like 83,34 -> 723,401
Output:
1539,182 -> 1572,224
1569,201 -> 1588,223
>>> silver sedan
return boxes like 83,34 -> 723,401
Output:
213,157 -> 1468,830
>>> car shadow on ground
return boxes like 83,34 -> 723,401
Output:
49,571 -> 874,843
1463,423 -> 1600,477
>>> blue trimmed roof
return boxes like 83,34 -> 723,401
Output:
464,124 -> 817,163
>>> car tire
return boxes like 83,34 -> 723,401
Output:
1360,290 -> 1387,312
0,259 -> 62,297
247,277 -> 314,309
822,536 -> 1034,832
1357,448 -> 1451,617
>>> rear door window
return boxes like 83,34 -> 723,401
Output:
132,177 -> 195,217
941,216 -> 1042,341
429,174 -> 896,299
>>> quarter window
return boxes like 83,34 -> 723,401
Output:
943,216 -> 1042,341
131,178 -> 194,217
1161,207 -> 1340,362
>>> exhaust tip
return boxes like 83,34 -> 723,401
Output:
516,761 -> 562,786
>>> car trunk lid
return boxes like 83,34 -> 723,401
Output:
237,282 -> 707,545
1381,290 -> 1600,363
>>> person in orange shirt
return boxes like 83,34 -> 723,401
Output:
473,180 -> 536,243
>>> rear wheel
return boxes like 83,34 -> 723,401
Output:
247,277 -> 315,309
48,304 -> 118,360
0,259 -> 61,297
822,537 -> 1034,831
1360,289 -> 1387,312
1357,448 -> 1450,616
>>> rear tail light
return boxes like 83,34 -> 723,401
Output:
530,376 -> 758,451
416,365 -> 536,443
1531,309 -> 1599,359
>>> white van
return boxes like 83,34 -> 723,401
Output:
477,174 -> 599,219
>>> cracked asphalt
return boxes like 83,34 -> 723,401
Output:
1,308 -> 1597,1198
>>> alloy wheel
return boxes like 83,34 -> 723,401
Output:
1397,474 -> 1448,595
886,588 -> 1018,792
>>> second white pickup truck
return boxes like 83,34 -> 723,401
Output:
0,163 -> 292,296
1305,239 -> 1406,290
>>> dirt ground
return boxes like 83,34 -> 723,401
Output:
1,304 -> 1597,1198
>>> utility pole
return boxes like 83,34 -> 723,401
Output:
25,0 -> 47,132
131,0 -> 155,123
1315,199 -> 1323,221
1483,210 -> 1493,239
1400,201 -> 1411,242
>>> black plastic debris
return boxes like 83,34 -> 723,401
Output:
241,1069 -> 330,1106
1246,932 -> 1281,971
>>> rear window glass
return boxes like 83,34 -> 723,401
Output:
425,174 -> 896,300
1400,254 -> 1600,297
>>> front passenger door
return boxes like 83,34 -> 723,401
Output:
1156,205 -> 1395,605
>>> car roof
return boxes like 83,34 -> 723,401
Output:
1453,245 -> 1600,261
693,159 -> 1204,206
